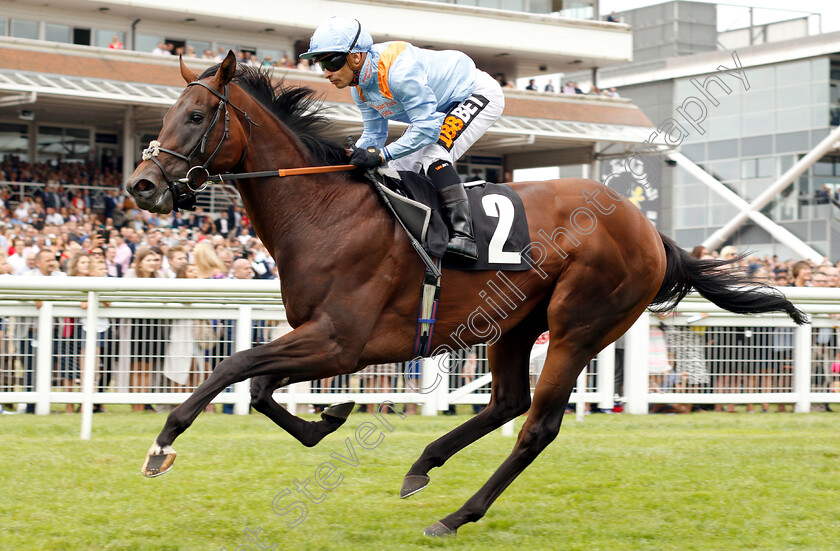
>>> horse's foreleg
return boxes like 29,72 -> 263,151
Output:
401,321 -> 538,498
250,374 -> 354,447
142,317 -> 359,477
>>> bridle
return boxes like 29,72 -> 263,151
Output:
141,80 -> 258,211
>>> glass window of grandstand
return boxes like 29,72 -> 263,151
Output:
428,0 -> 552,12
455,155 -> 503,184
186,39 -> 210,58
94,30 -> 126,48
37,126 -> 91,163
166,38 -> 186,56
217,44 -> 237,57
136,34 -> 162,53
0,123 -> 30,162
258,49 -> 281,66
10,19 -> 38,40
810,157 -> 840,203
44,24 -> 90,45
0,18 -> 8,36
44,23 -> 70,44
240,47 -> 257,64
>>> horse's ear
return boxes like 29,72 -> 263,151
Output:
179,55 -> 198,83
215,50 -> 237,87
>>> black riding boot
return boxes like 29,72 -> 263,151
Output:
428,160 -> 477,262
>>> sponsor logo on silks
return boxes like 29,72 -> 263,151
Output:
437,94 -> 489,151
371,99 -> 398,112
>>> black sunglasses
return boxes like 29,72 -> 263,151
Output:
317,52 -> 350,72
316,19 -> 362,72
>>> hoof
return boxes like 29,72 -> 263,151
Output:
423,521 -> 456,537
400,474 -> 430,498
322,400 -> 355,421
141,442 -> 176,477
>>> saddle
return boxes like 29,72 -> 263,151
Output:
370,168 -> 532,271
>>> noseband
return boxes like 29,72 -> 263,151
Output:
141,80 -> 258,211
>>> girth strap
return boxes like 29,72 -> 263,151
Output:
412,257 -> 442,359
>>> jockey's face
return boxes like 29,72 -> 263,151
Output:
321,52 -> 363,89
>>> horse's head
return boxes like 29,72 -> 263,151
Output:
126,51 -> 251,213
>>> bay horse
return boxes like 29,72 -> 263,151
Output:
126,52 -> 806,536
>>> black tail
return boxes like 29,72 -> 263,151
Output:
650,233 -> 807,325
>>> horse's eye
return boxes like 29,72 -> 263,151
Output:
190,113 -> 204,124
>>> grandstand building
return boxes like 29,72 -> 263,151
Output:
0,0 -> 656,213
567,1 -> 840,260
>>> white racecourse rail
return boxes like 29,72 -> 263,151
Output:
0,277 -> 837,439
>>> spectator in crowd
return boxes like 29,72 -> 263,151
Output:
544,82 -> 555,93
164,263 -> 208,397
232,258 -> 254,280
606,11 -> 620,22
85,255 -> 115,413
21,248 -> 65,413
165,245 -> 188,278
7,238 -> 27,274
194,241 -> 227,279
152,42 -> 170,56
217,248 -> 235,277
0,251 -> 11,275
562,81 -> 576,94
606,87 -> 620,98
125,247 -> 168,412
771,260 -> 812,413
109,36 -> 124,50
525,79 -> 537,91
810,270 -> 834,411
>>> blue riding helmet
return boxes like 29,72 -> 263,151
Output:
300,16 -> 373,60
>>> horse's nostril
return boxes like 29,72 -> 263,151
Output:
133,179 -> 155,196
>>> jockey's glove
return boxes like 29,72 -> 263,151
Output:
350,147 -> 385,169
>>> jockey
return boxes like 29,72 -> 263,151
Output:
300,16 -> 505,262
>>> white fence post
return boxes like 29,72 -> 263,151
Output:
80,292 -> 98,440
34,302 -> 53,415
575,366 -> 587,421
624,311 -> 650,415
436,353 -> 451,413
233,306 -> 253,415
420,355 -> 442,416
597,342 -> 616,411
794,324 -> 812,413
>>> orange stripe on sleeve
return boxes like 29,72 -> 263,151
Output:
377,42 -> 407,100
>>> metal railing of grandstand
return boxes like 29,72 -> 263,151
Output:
0,278 -> 838,439
1,179 -> 242,215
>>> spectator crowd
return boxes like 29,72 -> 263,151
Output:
1,156 -> 838,415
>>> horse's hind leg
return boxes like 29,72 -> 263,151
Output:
250,374 -> 354,447
423,341 -> 586,536
422,278 -> 655,536
401,317 -> 541,497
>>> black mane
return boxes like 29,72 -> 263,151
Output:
198,63 -> 348,166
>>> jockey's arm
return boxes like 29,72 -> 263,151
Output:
353,97 -> 389,151
378,62 -> 444,161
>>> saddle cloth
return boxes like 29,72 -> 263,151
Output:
374,168 -> 532,271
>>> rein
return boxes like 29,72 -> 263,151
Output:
142,79 -> 355,212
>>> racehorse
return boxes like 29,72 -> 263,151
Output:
126,52 -> 806,536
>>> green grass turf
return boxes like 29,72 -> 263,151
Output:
2,407 -> 840,550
